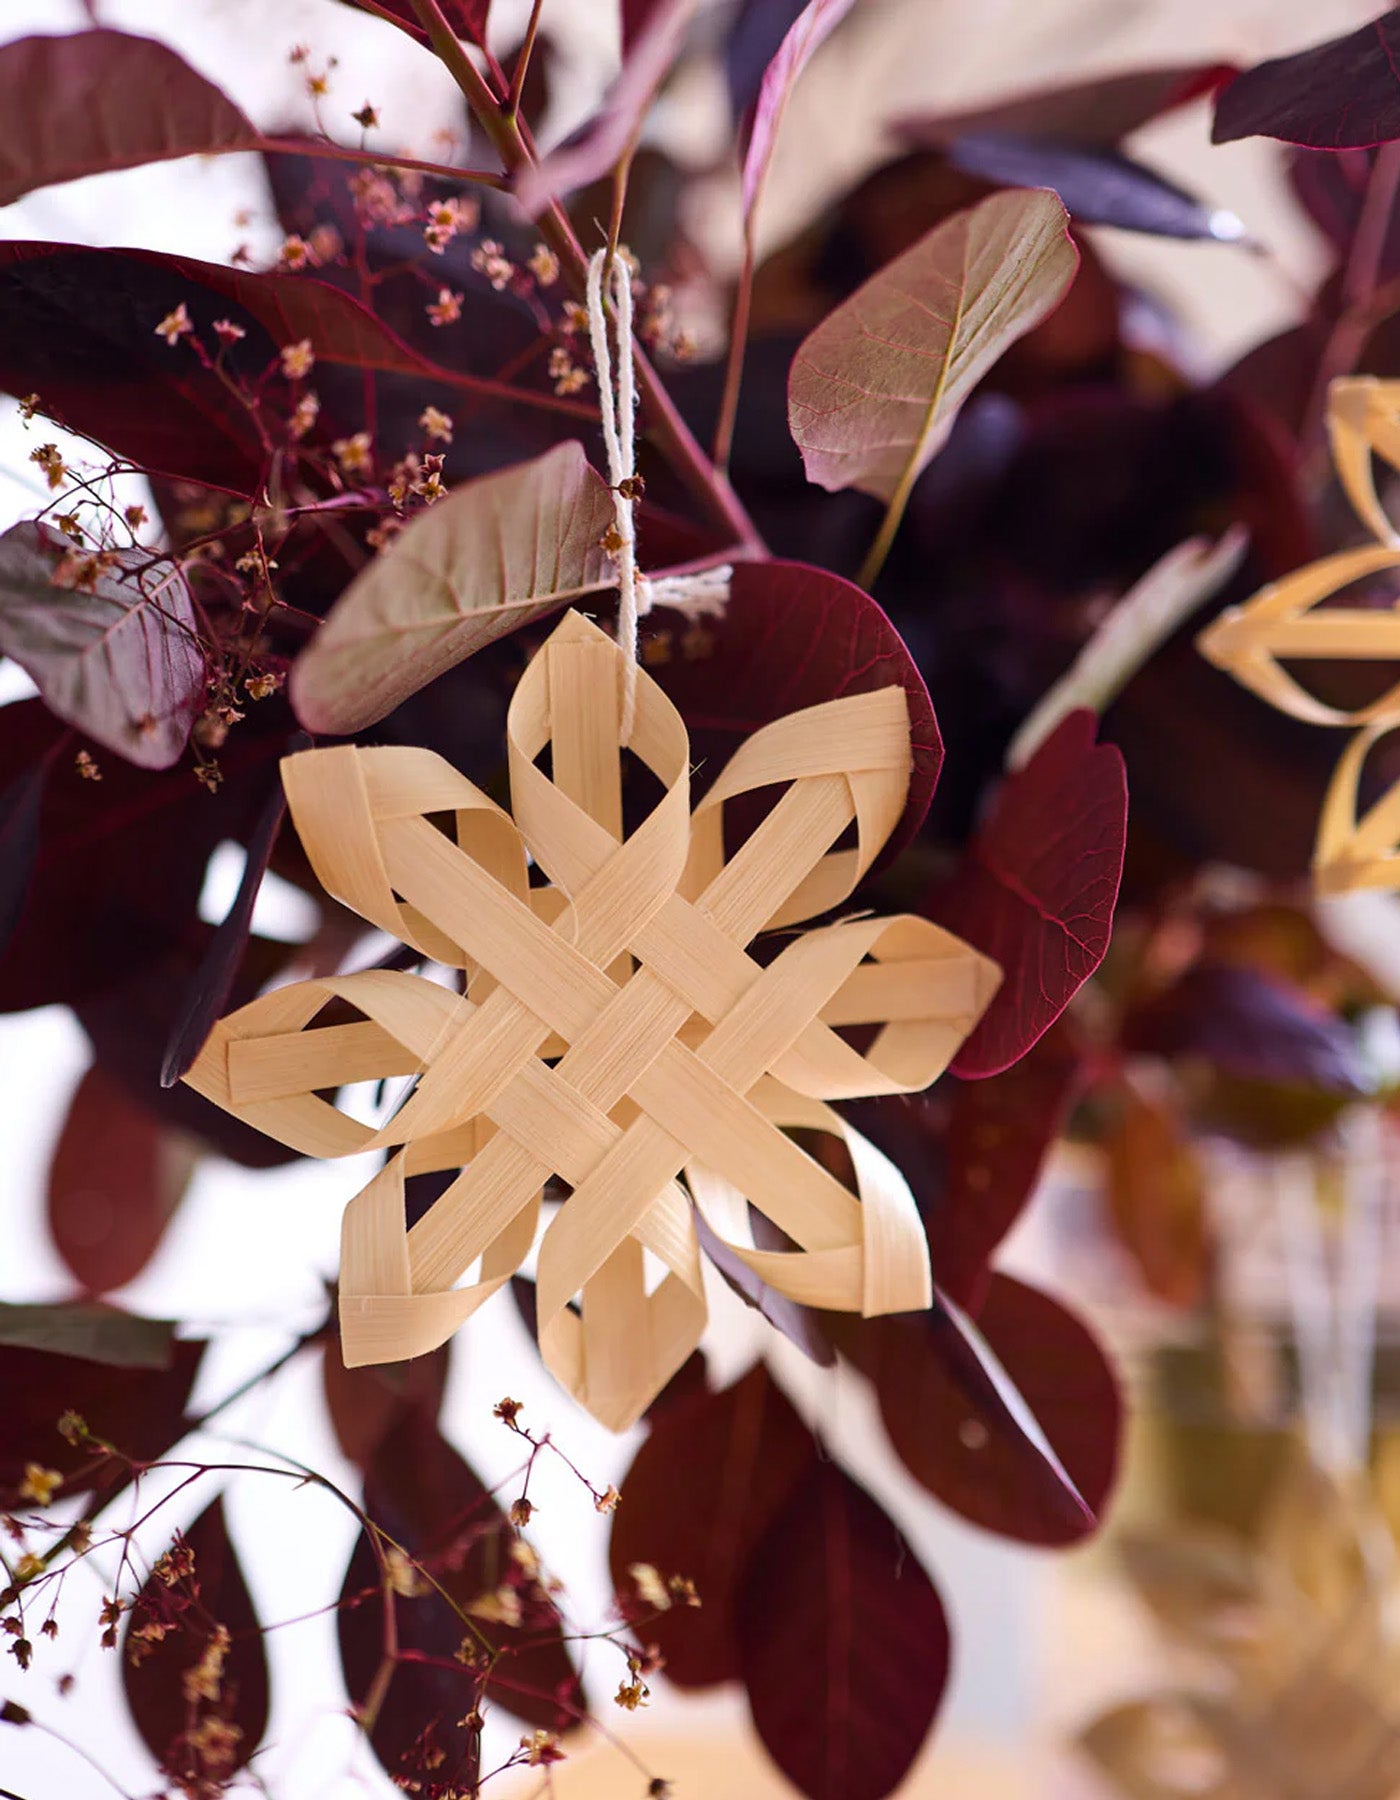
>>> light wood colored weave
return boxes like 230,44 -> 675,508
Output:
1199,377 -> 1400,893
186,610 -> 999,1428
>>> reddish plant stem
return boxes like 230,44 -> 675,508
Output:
257,136 -> 505,187
712,225 -> 755,475
506,0 -> 546,117
1302,141 -> 1400,459
406,0 -> 765,557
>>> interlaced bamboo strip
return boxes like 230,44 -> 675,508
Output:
1198,377 -> 1400,894
187,610 -> 1000,1428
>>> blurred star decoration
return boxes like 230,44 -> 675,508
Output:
1200,377 -> 1400,895
1081,1455 -> 1400,1800
184,610 -> 1000,1429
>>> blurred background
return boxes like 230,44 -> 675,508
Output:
4,1 -> 1400,1796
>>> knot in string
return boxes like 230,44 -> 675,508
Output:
585,246 -> 730,743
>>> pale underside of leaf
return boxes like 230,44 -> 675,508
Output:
788,187 -> 1078,503
290,442 -> 618,735
0,523 -> 204,769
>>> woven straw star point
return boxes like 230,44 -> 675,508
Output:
187,610 -> 999,1428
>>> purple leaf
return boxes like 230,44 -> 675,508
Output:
866,1276 -> 1120,1546
742,0 -> 855,217
927,709 -> 1126,1079
0,522 -> 205,770
693,1207 -> 835,1367
514,0 -> 696,215
725,0 -> 808,119
947,133 -> 1250,244
897,63 -> 1235,151
161,763 -> 295,1087
1213,11 -> 1400,149
0,31 -> 258,207
738,1458 -> 950,1800
1122,961 -> 1366,1096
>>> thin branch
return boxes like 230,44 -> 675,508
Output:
257,136 -> 505,188
408,0 -> 766,557
712,224 -> 755,474
507,0 -> 546,117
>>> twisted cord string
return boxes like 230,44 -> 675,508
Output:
585,247 -> 731,742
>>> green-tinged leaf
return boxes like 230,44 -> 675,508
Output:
0,523 -> 204,769
0,1303 -> 176,1368
787,188 -> 1078,502
0,31 -> 258,207
290,442 -> 616,734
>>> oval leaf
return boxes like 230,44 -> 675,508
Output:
1103,1079 -> 1210,1308
787,188 -> 1078,502
321,1336 -> 450,1471
0,1334 -> 202,1510
1213,11 -> 1400,150
737,1458 -> 950,1800
338,1401 -> 583,1792
123,1498 -> 269,1788
927,708 -> 1126,1079
0,32 -> 257,207
742,0 -> 855,217
0,523 -> 204,769
870,1275 -> 1121,1546
291,442 -> 616,734
608,1365 -> 817,1687
47,1063 -> 195,1294
947,134 -> 1249,244
645,560 -> 942,862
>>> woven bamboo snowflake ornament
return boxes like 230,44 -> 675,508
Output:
184,607 -> 1000,1428
1199,376 -> 1400,893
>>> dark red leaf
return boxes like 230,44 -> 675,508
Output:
0,754 -> 46,960
47,1063 -> 194,1294
331,0 -> 488,47
0,1337 -> 204,1509
1213,11 -> 1400,149
0,1303 -> 175,1366
0,32 -> 257,207
898,63 -> 1234,151
161,762 -> 295,1087
608,1365 -> 817,1687
693,1209 -> 836,1368
927,708 -> 1126,1077
77,927 -> 304,1169
870,1275 -> 1120,1546
946,134 -> 1248,243
1123,961 -> 1366,1095
646,560 -> 942,867
737,1459 -> 950,1800
0,698 -> 284,1014
123,1498 -> 269,1787
0,243 -> 554,494
725,0 -> 809,119
338,1403 -> 583,1788
1103,1078 -> 1210,1308
939,1020 -> 1086,1308
321,1337 -> 450,1471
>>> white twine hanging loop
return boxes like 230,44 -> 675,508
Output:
585,246 -> 729,741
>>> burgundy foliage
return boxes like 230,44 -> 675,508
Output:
737,1459 -> 950,1800
1213,10 -> 1400,149
123,1498 -> 270,1787
609,1366 -> 818,1687
0,1336 -> 204,1509
928,710 -> 1126,1078
0,31 -> 257,206
47,1063 -> 191,1294
337,1401 -> 584,1788
863,1275 -> 1121,1545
